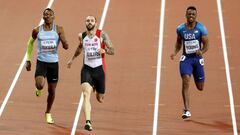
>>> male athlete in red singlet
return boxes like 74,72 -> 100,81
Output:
67,15 -> 114,131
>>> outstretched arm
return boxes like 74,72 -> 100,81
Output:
170,35 -> 182,60
101,31 -> 114,55
67,33 -> 83,68
57,25 -> 69,50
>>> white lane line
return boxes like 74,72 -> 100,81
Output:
152,0 -> 165,135
217,0 -> 238,135
0,0 -> 55,118
70,0 -> 110,134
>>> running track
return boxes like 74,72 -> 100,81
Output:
0,0 -> 239,135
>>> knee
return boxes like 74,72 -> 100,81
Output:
82,87 -> 91,98
96,93 -> 104,103
197,86 -> 204,91
196,82 -> 204,91
182,78 -> 190,88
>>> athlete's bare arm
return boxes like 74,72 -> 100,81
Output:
200,35 -> 209,54
170,35 -> 182,60
67,33 -> 83,68
101,31 -> 114,55
32,27 -> 39,39
57,25 -> 69,50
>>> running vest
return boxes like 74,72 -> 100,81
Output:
37,24 -> 60,62
82,29 -> 105,68
176,22 -> 208,57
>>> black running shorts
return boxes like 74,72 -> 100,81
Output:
35,60 -> 59,83
81,64 -> 105,94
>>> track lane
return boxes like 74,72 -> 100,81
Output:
158,0 -> 235,134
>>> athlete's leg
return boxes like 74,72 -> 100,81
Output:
193,57 -> 205,91
35,60 -> 47,96
96,93 -> 104,103
82,82 -> 93,121
35,76 -> 45,90
45,82 -> 57,113
195,82 -> 204,91
93,66 -> 105,103
182,75 -> 191,111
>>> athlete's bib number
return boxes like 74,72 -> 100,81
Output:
86,47 -> 101,60
184,40 -> 200,54
41,40 -> 57,53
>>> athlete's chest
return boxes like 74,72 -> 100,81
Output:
181,29 -> 201,41
38,31 -> 59,40
83,36 -> 101,49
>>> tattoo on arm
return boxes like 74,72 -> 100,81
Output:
102,31 -> 114,55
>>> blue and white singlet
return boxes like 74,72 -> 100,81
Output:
37,24 -> 60,63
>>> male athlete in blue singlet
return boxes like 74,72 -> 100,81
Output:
25,8 -> 69,124
170,6 -> 209,120
67,15 -> 114,131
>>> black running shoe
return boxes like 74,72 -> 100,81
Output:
84,120 -> 93,131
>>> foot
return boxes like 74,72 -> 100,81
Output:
35,88 -> 42,97
182,110 -> 191,120
84,120 -> 93,131
45,113 -> 54,124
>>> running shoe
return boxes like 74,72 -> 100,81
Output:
35,88 -> 41,97
45,113 -> 54,124
182,110 -> 191,120
84,120 -> 93,131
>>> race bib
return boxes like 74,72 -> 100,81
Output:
184,40 -> 200,54
199,58 -> 204,66
41,40 -> 57,52
85,46 -> 101,60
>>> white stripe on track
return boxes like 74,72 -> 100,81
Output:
216,0 -> 238,134
152,0 -> 165,135
70,0 -> 110,134
0,0 -> 55,117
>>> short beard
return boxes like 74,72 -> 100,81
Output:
86,24 -> 95,31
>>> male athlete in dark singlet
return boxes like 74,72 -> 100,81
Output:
170,6 -> 209,120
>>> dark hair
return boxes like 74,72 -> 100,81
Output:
43,8 -> 54,15
186,6 -> 197,12
88,15 -> 97,22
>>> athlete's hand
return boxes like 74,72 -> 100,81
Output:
97,48 -> 106,54
67,60 -> 73,68
26,61 -> 31,71
196,50 -> 202,56
170,53 -> 176,60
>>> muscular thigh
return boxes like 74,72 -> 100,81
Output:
81,65 -> 93,86
46,62 -> 59,83
179,56 -> 193,76
35,60 -> 47,78
92,66 -> 105,94
193,57 -> 205,83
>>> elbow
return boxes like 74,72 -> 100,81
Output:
63,44 -> 69,50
